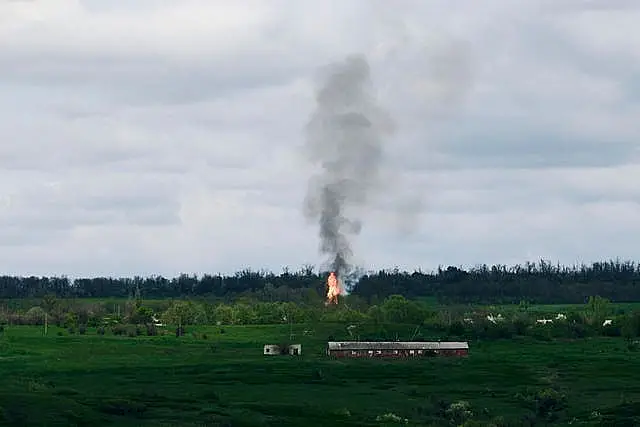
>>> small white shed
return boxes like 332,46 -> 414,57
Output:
263,344 -> 281,355
288,344 -> 302,355
263,344 -> 301,356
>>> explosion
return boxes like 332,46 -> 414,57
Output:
326,271 -> 341,305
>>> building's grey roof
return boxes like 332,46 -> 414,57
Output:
327,341 -> 469,351
264,344 -> 301,348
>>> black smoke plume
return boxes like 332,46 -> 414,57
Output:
303,55 -> 394,281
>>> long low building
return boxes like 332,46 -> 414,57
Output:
327,341 -> 469,358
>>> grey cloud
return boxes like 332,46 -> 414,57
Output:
394,126 -> 638,172
0,52 -> 311,106
443,130 -> 638,170
540,0 -> 640,12
0,227 -> 67,247
0,174 -> 182,244
367,165 -> 640,225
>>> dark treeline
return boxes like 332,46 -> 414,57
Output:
2,260 -> 640,304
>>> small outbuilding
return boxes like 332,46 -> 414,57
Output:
264,344 -> 281,355
326,341 -> 468,358
263,344 -> 302,356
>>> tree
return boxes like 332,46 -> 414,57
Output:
622,311 -> 640,343
233,303 -> 257,325
25,306 -> 46,325
213,304 -> 236,325
40,294 -> 57,335
587,295 -> 610,325
161,301 -> 206,327
130,306 -> 154,325
65,311 -> 79,329
380,295 -> 426,324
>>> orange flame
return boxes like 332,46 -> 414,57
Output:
326,271 -> 340,305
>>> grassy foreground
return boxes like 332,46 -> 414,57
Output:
1,324 -> 639,426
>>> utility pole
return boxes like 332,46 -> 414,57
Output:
289,314 -> 294,341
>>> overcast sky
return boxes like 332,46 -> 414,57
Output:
1,0 -> 638,278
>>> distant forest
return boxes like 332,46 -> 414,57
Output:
2,260 -> 640,304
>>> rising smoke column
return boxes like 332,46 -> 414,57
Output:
303,55 -> 394,281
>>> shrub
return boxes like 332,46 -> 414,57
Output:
448,321 -> 467,337
446,401 -> 473,425
25,306 -> 46,325
312,368 -> 324,381
602,324 -> 621,337
78,325 -> 87,335
517,388 -> 567,422
64,312 -> 79,329
567,322 -> 591,339
145,324 -> 158,336
375,413 -> 408,424
129,306 -> 154,325
512,316 -> 530,336
112,324 -> 127,336
97,327 -> 105,336
99,399 -> 147,418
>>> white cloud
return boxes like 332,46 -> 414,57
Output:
0,0 -> 638,277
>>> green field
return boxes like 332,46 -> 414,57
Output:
1,323 -> 639,426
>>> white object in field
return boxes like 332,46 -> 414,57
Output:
288,344 -> 302,356
487,314 -> 504,323
264,344 -> 280,355
263,344 -> 301,356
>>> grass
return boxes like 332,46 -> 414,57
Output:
0,323 -> 640,426
413,299 -> 640,315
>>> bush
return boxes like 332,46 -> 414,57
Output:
67,327 -> 75,334
97,327 -> 105,336
446,401 -> 473,425
512,316 -> 530,336
602,324 -> 621,337
312,368 -> 324,381
517,388 -> 567,423
99,399 -> 147,418
567,322 -> 591,339
112,324 -> 127,336
78,325 -> 87,335
25,306 -> 46,325
145,324 -> 158,336
448,321 -> 467,337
